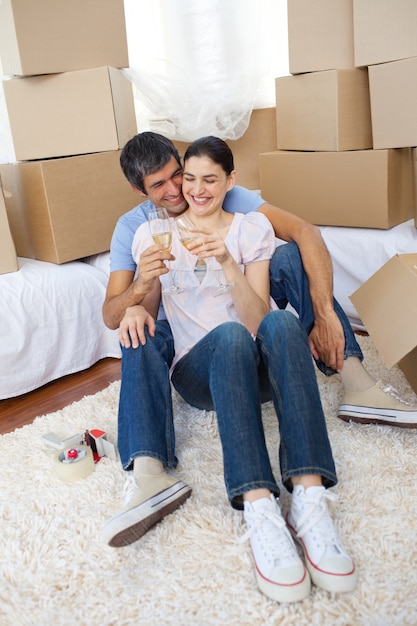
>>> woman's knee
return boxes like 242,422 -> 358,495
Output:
259,309 -> 303,342
213,322 -> 255,353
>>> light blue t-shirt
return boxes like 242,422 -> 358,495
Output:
109,185 -> 265,273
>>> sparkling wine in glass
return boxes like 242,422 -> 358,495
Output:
175,214 -> 232,296
175,214 -> 200,252
148,207 -> 183,294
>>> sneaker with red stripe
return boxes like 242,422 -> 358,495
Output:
287,485 -> 357,593
241,495 -> 311,603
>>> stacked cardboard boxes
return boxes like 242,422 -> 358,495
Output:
260,0 -> 417,390
0,0 -> 141,264
350,1 -> 417,391
0,179 -> 18,275
259,0 -> 415,230
353,0 -> 417,229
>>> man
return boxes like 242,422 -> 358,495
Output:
102,132 -> 417,549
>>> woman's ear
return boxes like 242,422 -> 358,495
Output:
227,169 -> 237,191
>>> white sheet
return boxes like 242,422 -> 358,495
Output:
0,257 -> 120,400
320,219 -> 417,330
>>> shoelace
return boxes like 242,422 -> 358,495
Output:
294,490 -> 339,545
121,473 -> 138,505
239,507 -> 296,560
380,383 -> 412,407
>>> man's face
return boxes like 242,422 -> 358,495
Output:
142,156 -> 188,217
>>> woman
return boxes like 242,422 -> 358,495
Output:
131,136 -> 357,603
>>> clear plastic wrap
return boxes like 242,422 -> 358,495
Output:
124,0 -> 274,141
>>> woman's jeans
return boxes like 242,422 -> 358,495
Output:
171,313 -> 337,509
117,242 -> 360,501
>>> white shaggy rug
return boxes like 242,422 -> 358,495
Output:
1,335 -> 417,626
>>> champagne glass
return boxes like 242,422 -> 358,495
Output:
175,213 -> 200,252
148,207 -> 183,294
175,214 -> 231,296
212,268 -> 232,296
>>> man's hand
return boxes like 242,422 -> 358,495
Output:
134,244 -> 174,295
308,310 -> 345,372
103,244 -> 174,330
118,305 -> 156,349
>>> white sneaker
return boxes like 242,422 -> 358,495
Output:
287,485 -> 357,593
338,380 -> 417,428
241,495 -> 310,603
102,472 -> 192,547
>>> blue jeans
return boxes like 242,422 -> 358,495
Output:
270,242 -> 363,375
117,242 -> 357,496
117,320 -> 177,471
171,313 -> 336,509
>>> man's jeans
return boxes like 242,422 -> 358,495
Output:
270,242 -> 363,375
117,242 -> 359,494
117,319 -> 176,471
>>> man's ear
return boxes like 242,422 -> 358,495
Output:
131,185 -> 148,197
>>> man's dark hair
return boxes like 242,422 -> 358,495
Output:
120,132 -> 182,194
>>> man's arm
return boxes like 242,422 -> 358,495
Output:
258,202 -> 345,372
103,270 -> 143,330
102,244 -> 172,332
118,287 -> 161,350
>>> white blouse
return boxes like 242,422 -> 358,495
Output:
132,211 -> 277,369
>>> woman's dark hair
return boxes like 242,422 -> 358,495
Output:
183,136 -> 234,175
120,132 -> 181,194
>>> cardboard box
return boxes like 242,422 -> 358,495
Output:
259,149 -> 414,229
0,0 -> 128,76
0,181 -> 18,274
369,57 -> 417,150
288,0 -> 355,74
3,66 -> 137,161
275,70 -> 372,152
174,107 -> 277,190
354,0 -> 417,68
350,253 -> 417,393
0,151 -> 145,264
412,148 -> 417,229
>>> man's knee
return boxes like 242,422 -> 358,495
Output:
121,326 -> 173,363
271,241 -> 302,272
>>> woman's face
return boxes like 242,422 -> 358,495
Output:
182,155 -> 235,218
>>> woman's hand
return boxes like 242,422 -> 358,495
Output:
186,225 -> 231,265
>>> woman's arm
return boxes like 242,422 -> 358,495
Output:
223,256 -> 271,335
190,224 -> 270,336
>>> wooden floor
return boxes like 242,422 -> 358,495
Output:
0,358 -> 121,435
0,330 -> 368,436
